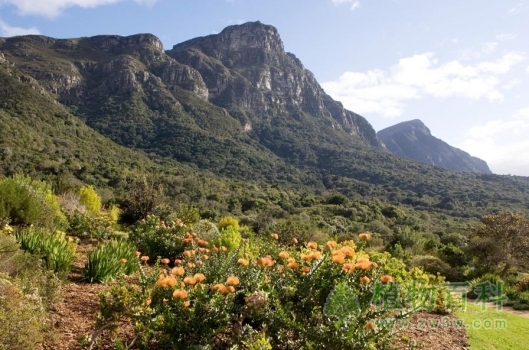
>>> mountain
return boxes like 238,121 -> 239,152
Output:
1,22 -> 529,218
377,120 -> 492,174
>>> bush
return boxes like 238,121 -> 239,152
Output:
217,216 -> 240,231
93,233 -> 441,349
79,185 -> 102,214
128,215 -> 188,260
84,240 -> 138,283
213,226 -> 242,251
16,228 -> 77,277
0,176 -> 67,230
408,255 -> 451,277
0,274 -> 50,350
469,273 -> 503,299
67,210 -> 115,240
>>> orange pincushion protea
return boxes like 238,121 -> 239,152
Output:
360,276 -> 371,283
193,273 -> 206,283
226,276 -> 240,286
238,258 -> 249,266
306,241 -> 318,250
358,233 -> 372,241
278,251 -> 290,259
172,289 -> 188,299
380,275 -> 394,283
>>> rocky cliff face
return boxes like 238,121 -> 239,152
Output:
377,119 -> 492,174
167,21 -> 382,148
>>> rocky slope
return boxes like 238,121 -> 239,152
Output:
378,119 -> 491,174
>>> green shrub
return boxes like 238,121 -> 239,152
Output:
128,215 -> 188,259
84,240 -> 138,283
79,185 -> 102,214
469,273 -> 503,299
408,255 -> 452,277
93,236 -> 440,349
16,228 -> 77,276
67,210 -> 114,240
0,176 -> 67,230
213,226 -> 242,251
217,216 -> 240,231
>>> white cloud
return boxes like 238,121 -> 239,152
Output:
0,0 -> 157,18
495,33 -> 517,41
461,108 -> 529,175
526,66 -> 529,73
322,52 -> 524,118
506,3 -> 524,14
0,19 -> 40,36
331,0 -> 361,11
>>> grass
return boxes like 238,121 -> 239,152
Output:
456,303 -> 529,349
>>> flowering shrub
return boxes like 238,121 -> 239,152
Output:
95,233 -> 441,349
127,215 -> 189,259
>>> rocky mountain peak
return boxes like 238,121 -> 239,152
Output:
378,119 -> 492,174
172,21 -> 284,61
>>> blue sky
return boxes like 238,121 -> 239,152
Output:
1,0 -> 528,175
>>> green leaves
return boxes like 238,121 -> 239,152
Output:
323,282 -> 360,326
84,240 -> 138,283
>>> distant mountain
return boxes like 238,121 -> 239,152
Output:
3,22 -> 529,218
377,119 -> 492,174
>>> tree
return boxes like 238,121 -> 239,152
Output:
467,212 -> 529,278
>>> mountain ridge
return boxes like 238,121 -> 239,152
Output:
377,119 -> 492,174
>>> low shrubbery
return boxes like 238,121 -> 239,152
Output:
92,230 -> 445,349
16,228 -> 77,277
84,240 -> 138,283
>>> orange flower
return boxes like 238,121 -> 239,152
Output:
238,258 -> 249,266
340,246 -> 355,257
278,251 -> 290,259
197,239 -> 208,247
183,276 -> 197,285
220,246 -> 228,252
119,258 -> 127,264
172,289 -> 188,299
331,254 -> 345,264
256,257 -> 274,267
355,261 -> 371,271
193,273 -> 206,283
227,286 -> 236,293
226,276 -> 240,286
140,256 -> 149,262
301,266 -> 310,273
380,275 -> 394,284
134,251 -> 141,257
291,238 -> 299,244
183,250 -> 194,258
183,300 -> 191,307
366,321 -> 377,330
160,258 -> 170,265
370,262 -> 379,268
326,240 -> 338,249
172,267 -> 185,276
360,276 -> 371,284
165,275 -> 176,287
307,241 -> 318,250
287,261 -> 299,269
186,262 -> 195,269
270,233 -> 279,240
359,233 -> 372,241
342,263 -> 355,272
156,277 -> 168,288
201,254 -> 209,261
174,259 -> 183,265
210,283 -> 223,291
